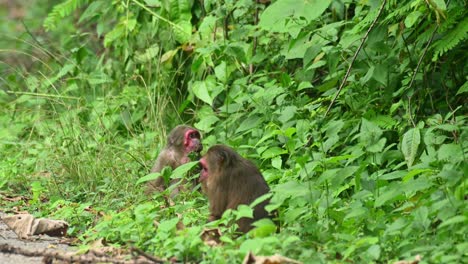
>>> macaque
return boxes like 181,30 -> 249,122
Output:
199,144 -> 271,233
146,125 -> 203,194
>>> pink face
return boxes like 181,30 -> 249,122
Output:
199,157 -> 208,182
184,129 -> 203,153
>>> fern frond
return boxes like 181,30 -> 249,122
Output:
432,16 -> 468,61
44,0 -> 90,31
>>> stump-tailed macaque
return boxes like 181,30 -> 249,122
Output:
199,144 -> 271,233
146,125 -> 203,194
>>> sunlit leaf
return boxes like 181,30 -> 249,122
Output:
401,128 -> 420,167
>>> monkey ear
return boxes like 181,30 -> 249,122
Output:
218,149 -> 228,164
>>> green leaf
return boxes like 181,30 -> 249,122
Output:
236,115 -> 262,133
235,205 -> 253,220
174,20 -> 192,43
438,215 -> 467,229
195,114 -> 219,133
374,183 -> 403,207
137,172 -> 161,184
456,81 -> 468,95
404,11 -> 422,28
160,49 -> 178,63
104,24 -> 125,47
261,147 -> 287,159
259,0 -> 332,33
402,169 -> 432,182
135,44 -> 160,63
438,144 -> 463,163
191,78 -> 222,105
401,128 -> 420,167
214,61 -> 227,83
79,1 -> 106,23
250,218 -> 277,237
379,171 -> 405,180
170,161 -> 199,179
278,106 -> 297,124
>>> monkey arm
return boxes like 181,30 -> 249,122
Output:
208,189 -> 228,221
146,149 -> 176,193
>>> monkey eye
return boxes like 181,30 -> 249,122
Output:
189,132 -> 198,138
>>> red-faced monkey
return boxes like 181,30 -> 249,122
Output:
146,125 -> 203,194
199,144 -> 271,233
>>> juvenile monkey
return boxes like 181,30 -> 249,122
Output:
146,125 -> 203,194
199,144 -> 271,233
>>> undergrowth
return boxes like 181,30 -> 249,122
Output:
0,0 -> 466,263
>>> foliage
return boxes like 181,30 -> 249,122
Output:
0,0 -> 466,263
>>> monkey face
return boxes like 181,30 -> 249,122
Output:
184,129 -> 203,153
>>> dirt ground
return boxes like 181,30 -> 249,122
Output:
0,212 -> 71,264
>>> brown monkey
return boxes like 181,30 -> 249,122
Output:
199,144 -> 271,233
146,125 -> 203,194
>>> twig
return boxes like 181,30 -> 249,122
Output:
131,247 -> 164,263
325,0 -> 387,117
250,1 -> 261,75
406,24 -> 439,92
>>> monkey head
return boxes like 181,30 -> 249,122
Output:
199,145 -> 234,184
167,125 -> 203,155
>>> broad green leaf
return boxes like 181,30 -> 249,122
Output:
379,171 -> 405,180
271,156 -> 282,169
344,203 -> 368,220
259,0 -> 332,33
87,71 -> 112,85
297,81 -> 312,91
402,168 -> 432,181
374,183 -> 403,207
240,238 -> 278,254
174,20 -> 192,43
170,161 -> 199,179
367,245 -> 381,260
235,204 -> 253,220
79,1 -> 106,23
125,18 -> 137,32
214,61 -> 227,83
401,128 -> 420,167
373,64 -> 389,85
432,0 -> 447,10
104,24 -> 125,47
261,147 -> 287,159
191,81 -> 212,105
361,66 -> 375,84
160,49 -> 178,63
250,218 -> 277,237
195,115 -> 219,133
191,77 -> 222,105
403,178 -> 432,195
158,217 -> 179,232
438,143 -> 463,163
404,11 -> 422,28
135,44 -> 160,63
278,106 -> 297,124
136,172 -> 161,184
456,81 -> 468,95
236,115 -> 262,133
438,215 -> 467,229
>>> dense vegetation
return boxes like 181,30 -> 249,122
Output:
1,0 -> 466,262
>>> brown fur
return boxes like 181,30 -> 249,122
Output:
146,125 -> 202,194
199,144 -> 271,233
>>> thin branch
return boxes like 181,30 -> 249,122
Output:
406,24 -> 439,91
325,0 -> 387,117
